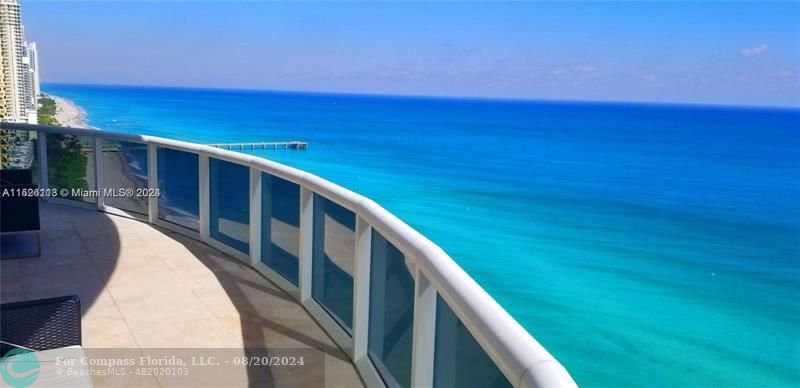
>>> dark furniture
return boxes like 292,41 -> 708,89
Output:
0,168 -> 41,259
0,169 -> 33,185
0,295 -> 82,357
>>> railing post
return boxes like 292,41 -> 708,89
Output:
298,187 -> 314,303
248,168 -> 262,267
147,144 -> 158,224
94,137 -> 104,211
37,132 -> 48,191
199,154 -> 210,241
352,216 -> 372,362
411,269 -> 438,387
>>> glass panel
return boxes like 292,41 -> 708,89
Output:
101,140 -> 148,215
433,296 -> 512,388
368,230 -> 414,388
0,129 -> 39,258
157,148 -> 199,231
312,194 -> 355,331
0,129 -> 39,183
209,158 -> 249,253
261,173 -> 300,285
46,133 -> 95,203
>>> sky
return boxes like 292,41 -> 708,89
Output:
21,1 -> 800,107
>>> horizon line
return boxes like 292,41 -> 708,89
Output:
41,81 -> 800,112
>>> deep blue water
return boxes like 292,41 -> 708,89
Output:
45,84 -> 800,387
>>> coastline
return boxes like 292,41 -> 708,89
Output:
48,95 -> 147,213
35,85 -> 800,387
50,95 -> 90,128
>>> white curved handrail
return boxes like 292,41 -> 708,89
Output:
1,122 -> 577,388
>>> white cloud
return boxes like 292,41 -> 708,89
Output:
772,70 -> 794,77
551,64 -> 597,76
573,65 -> 597,73
639,73 -> 657,82
740,44 -> 768,56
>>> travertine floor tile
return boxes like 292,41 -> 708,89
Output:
4,202 -> 364,388
130,318 -> 243,349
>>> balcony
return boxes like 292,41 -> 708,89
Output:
1,201 -> 360,386
0,123 -> 575,387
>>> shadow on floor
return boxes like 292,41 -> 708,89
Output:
0,201 -> 362,387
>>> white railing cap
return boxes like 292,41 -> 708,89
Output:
1,122 -> 577,387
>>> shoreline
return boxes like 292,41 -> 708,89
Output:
50,95 -> 90,128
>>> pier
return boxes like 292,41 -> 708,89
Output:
208,141 -> 308,150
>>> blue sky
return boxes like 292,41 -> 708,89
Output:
22,1 -> 800,107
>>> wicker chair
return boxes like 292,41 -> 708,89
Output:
0,295 -> 81,356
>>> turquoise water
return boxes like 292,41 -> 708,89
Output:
45,84 -> 799,387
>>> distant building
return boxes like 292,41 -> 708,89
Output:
0,0 -> 27,123
1,0 -> 39,168
27,41 -> 40,99
0,0 -> 38,123
20,37 -> 37,123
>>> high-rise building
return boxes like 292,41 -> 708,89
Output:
1,0 -> 38,123
0,0 -> 27,123
27,41 -> 39,99
20,35 -> 37,123
1,0 -> 39,168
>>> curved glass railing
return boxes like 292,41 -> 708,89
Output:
0,123 -> 576,388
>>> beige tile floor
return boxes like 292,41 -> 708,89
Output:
0,202 -> 363,388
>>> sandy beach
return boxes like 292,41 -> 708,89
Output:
51,95 -> 89,128
102,151 -> 149,215
49,97 -> 147,213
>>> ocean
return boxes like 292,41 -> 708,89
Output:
43,83 -> 799,387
